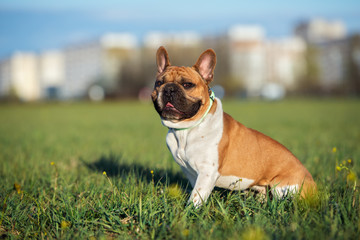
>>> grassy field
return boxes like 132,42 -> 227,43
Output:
0,98 -> 359,239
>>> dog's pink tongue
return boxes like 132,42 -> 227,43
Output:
166,102 -> 175,108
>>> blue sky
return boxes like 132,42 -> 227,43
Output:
0,0 -> 359,57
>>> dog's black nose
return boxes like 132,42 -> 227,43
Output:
164,83 -> 178,97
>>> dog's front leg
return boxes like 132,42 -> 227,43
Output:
188,170 -> 219,207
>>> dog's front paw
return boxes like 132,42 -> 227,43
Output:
188,189 -> 208,208
188,195 -> 202,208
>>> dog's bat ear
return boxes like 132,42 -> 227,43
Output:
156,46 -> 171,73
193,49 -> 216,84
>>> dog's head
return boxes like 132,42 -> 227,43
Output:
151,46 -> 216,124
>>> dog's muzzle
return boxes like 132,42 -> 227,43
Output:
155,83 -> 201,121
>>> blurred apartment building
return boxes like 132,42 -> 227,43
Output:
0,33 -> 138,101
0,50 -> 65,101
228,25 -> 306,97
0,52 -> 40,101
227,25 -> 266,96
295,18 -> 360,94
39,50 -> 65,99
63,33 -> 138,99
265,38 -> 306,90
295,18 -> 346,44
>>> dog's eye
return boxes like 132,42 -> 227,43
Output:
182,82 -> 195,89
155,80 -> 163,87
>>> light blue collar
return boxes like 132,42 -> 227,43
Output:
171,90 -> 215,131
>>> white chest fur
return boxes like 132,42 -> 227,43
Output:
166,110 -> 222,177
164,98 -> 224,206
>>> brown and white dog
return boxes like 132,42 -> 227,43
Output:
152,46 -> 316,207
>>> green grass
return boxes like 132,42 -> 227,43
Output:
0,99 -> 359,239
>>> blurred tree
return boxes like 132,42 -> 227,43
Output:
4,86 -> 21,102
117,58 -> 143,98
297,45 -> 321,94
216,75 -> 244,97
346,34 -> 360,95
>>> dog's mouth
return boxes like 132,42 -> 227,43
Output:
164,102 -> 184,114
161,101 -> 186,120
160,99 -> 201,121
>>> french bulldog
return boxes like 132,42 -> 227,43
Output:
151,46 -> 316,207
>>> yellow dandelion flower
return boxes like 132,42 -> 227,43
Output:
332,147 -> 337,153
14,183 -> 21,194
61,220 -> 71,229
103,171 -> 107,176
50,162 -> 55,165
347,170 -> 357,183
347,159 -> 352,164
150,170 -> 154,175
336,166 -> 341,172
